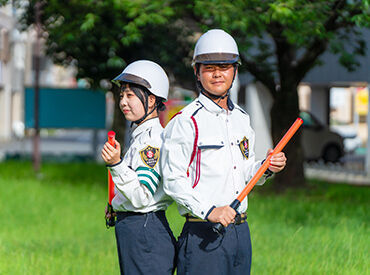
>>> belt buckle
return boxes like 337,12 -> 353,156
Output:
234,213 -> 247,225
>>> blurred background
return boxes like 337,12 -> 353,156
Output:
0,1 -> 369,274
0,0 -> 369,184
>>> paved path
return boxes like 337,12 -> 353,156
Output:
304,162 -> 370,186
0,130 -> 107,162
1,131 -> 369,185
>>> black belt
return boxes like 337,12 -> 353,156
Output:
116,210 -> 165,219
185,213 -> 247,225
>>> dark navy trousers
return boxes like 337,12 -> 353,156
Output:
115,211 -> 176,275
177,221 -> 252,275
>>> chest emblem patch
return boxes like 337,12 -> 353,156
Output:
239,137 -> 249,159
139,145 -> 160,168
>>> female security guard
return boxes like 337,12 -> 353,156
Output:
101,60 -> 176,275
161,29 -> 287,274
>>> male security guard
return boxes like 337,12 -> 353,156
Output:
161,29 -> 287,274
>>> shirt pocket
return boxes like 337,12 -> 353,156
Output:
198,137 -> 225,149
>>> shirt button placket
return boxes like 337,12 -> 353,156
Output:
226,113 -> 238,197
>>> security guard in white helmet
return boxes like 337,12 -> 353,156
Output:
102,60 -> 176,275
161,29 -> 287,274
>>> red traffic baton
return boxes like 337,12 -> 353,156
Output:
106,131 -> 116,228
213,118 -> 303,235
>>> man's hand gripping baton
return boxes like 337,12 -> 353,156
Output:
213,118 -> 303,235
106,131 -> 116,228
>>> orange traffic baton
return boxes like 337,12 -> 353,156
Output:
106,131 -> 116,228
213,118 -> 303,235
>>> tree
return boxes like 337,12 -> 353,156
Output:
10,0 -> 194,143
5,0 -> 370,188
177,0 -> 370,189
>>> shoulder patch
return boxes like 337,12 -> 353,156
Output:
139,145 -> 160,168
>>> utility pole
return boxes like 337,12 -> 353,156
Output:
366,85 -> 370,177
33,1 -> 42,173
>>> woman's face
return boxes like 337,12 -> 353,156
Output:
119,85 -> 145,122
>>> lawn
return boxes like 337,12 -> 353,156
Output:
0,161 -> 368,274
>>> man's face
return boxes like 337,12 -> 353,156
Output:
197,64 -> 236,97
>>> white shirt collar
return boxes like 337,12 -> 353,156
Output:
197,93 -> 234,114
131,117 -> 161,140
198,93 -> 224,113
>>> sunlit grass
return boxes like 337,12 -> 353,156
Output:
0,161 -> 368,274
0,161 -> 118,274
249,181 -> 369,274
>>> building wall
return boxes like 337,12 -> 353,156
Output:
330,87 -> 353,124
243,83 -> 273,160
298,85 -> 311,111
310,85 -> 330,125
0,6 -> 14,140
0,5 -> 77,141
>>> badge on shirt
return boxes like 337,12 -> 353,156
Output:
239,137 -> 249,159
139,145 -> 160,168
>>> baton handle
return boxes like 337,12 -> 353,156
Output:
108,131 -> 116,146
212,118 -> 303,235
107,131 -> 116,204
212,199 -> 241,235
106,131 -> 116,228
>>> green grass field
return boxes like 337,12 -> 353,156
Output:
0,161 -> 368,274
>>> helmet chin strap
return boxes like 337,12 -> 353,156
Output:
132,104 -> 158,126
132,107 -> 157,126
131,91 -> 158,126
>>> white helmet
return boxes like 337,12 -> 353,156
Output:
192,29 -> 240,66
113,60 -> 169,100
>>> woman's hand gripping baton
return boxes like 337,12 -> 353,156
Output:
213,118 -> 303,235
106,131 -> 116,228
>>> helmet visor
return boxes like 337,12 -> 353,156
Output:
193,53 -> 240,65
112,73 -> 151,89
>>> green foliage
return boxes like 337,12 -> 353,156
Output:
0,162 -> 368,274
3,0 -> 369,91
9,0 -> 193,88
4,0 -> 365,88
185,0 -> 369,188
2,0 -> 369,186
190,0 -> 369,81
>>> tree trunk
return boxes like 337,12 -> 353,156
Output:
270,82 -> 306,190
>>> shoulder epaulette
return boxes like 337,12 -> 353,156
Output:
234,105 -> 248,116
170,100 -> 204,120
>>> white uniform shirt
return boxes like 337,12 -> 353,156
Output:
161,93 -> 268,219
109,118 -> 172,213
